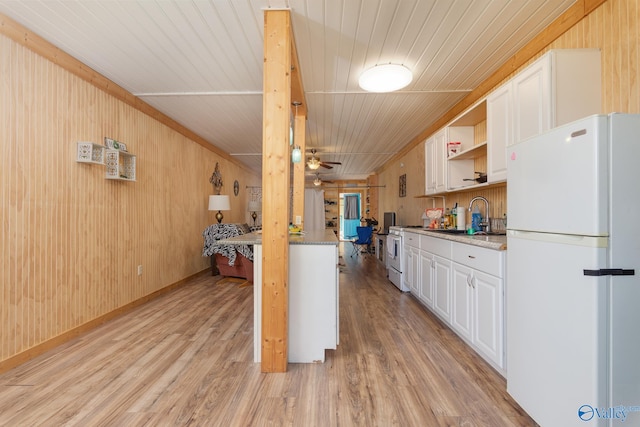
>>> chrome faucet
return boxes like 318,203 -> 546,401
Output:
468,196 -> 490,233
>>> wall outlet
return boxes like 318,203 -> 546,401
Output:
295,215 -> 302,225
137,265 -> 143,276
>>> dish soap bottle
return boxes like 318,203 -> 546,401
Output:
471,205 -> 482,232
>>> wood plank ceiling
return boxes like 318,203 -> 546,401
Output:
0,0 -> 576,182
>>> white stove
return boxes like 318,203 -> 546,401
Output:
386,227 -> 409,291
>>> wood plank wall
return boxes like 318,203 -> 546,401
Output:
0,33 -> 260,368
378,0 -> 638,225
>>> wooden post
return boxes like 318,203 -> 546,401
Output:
261,9 -> 291,373
291,35 -> 307,229
292,111 -> 306,228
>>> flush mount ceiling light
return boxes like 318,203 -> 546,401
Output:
358,64 -> 413,93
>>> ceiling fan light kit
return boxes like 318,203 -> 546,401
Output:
307,157 -> 321,169
306,149 -> 342,170
358,63 -> 413,93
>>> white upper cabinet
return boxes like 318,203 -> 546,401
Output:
512,49 -> 601,144
423,49 -> 600,195
513,58 -> 551,142
424,130 -> 448,195
424,135 -> 437,195
433,129 -> 449,193
486,84 -> 511,183
486,49 -> 600,184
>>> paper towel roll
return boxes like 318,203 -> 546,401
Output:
456,206 -> 466,230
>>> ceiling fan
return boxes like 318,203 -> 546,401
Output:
308,173 -> 334,186
307,149 -> 342,170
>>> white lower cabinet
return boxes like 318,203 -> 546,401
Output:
414,234 -> 506,375
472,270 -> 503,367
403,233 -> 420,294
418,251 -> 434,307
452,262 -> 504,370
403,244 -> 413,293
452,263 -> 474,341
432,256 -> 452,322
418,249 -> 452,316
408,246 -> 420,295
451,242 -> 505,372
418,235 -> 452,322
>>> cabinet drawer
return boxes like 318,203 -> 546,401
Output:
404,232 -> 420,249
420,235 -> 452,258
452,242 -> 504,277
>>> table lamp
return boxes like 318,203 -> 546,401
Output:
247,200 -> 261,226
209,195 -> 230,223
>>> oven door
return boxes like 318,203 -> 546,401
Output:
387,236 -> 402,272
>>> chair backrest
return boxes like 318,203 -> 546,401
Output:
356,226 -> 373,243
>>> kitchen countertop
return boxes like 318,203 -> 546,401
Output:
215,229 -> 339,246
391,226 -> 507,250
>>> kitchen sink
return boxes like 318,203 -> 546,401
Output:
427,229 -> 506,236
472,231 -> 507,236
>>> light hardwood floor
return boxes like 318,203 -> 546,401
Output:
0,244 -> 536,426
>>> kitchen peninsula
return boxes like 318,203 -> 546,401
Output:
216,229 -> 339,364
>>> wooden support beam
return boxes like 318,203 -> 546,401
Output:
292,110 -> 306,227
261,9 -> 291,373
290,37 -> 307,116
290,32 -> 307,229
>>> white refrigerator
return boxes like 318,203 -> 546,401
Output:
506,114 -> 640,427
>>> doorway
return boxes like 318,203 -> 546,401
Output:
340,193 -> 361,240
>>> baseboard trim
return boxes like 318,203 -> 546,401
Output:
0,269 -> 209,375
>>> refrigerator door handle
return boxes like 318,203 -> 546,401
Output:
583,268 -> 635,276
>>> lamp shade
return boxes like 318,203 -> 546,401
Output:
247,200 -> 261,212
208,194 -> 230,211
358,64 -> 413,93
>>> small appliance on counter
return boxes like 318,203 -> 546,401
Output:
381,212 -> 396,235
